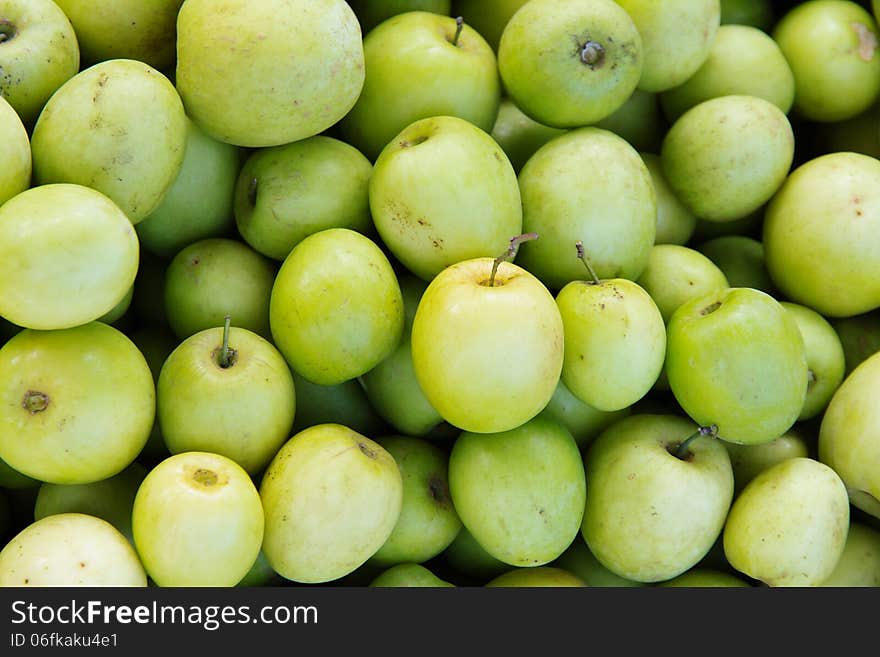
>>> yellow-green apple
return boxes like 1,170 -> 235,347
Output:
723,429 -> 811,494
723,457 -> 849,586
818,522 -> 880,587
176,0 -> 364,147
486,567 -> 585,587
0,95 -> 29,208
658,568 -> 750,587
541,378 -> 630,450
489,97 -> 565,173
640,153 -> 697,246
370,562 -> 454,587
553,536 -> 644,587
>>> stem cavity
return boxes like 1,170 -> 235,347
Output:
487,232 -> 538,287
576,240 -> 601,285
673,424 -> 719,460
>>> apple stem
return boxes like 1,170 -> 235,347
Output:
674,424 -> 719,459
488,232 -> 538,287
450,16 -> 465,47
575,241 -> 601,285
218,315 -> 233,368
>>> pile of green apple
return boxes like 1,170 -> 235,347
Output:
1,0 -> 880,589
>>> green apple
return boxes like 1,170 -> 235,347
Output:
349,1 -> 452,33
556,254 -> 666,412
616,0 -> 720,93
34,463 -> 148,542
157,323 -> 296,476
818,522 -> 880,587
369,436 -> 461,566
0,95 -> 30,207
497,0 -> 643,127
440,525 -> 509,583
594,89 -> 665,153
553,537 -> 644,587
361,275 -> 442,437
0,322 -> 155,484
541,378 -> 630,450
260,424 -> 403,583
53,0 -> 183,72
339,12 -> 500,161
666,287 -> 808,445
657,568 -> 750,587
136,116 -> 242,259
819,350 -> 880,519
451,0 -> 527,52
290,371 -> 388,438
489,97 -> 566,173
696,235 -> 775,294
98,285 -> 133,327
410,256 -> 564,434
31,58 -> 187,224
449,415 -> 585,566
724,430 -> 811,494
636,244 -> 730,325
0,184 -> 139,330
581,414 -> 734,583
269,228 -> 404,386
723,457 -> 849,586
237,550 -> 280,588
811,101 -> 880,160
659,25 -> 795,123
720,0 -> 774,30
370,562 -> 454,587
691,211 -> 764,242
640,153 -> 697,246
661,95 -> 794,223
132,451 -> 264,587
234,136 -> 373,262
164,237 -> 276,340
0,513 -> 147,586
517,127 -> 656,290
780,302 -> 846,421
486,567 -> 585,587
0,0 -> 79,128
773,0 -> 880,122
763,152 -> 880,318
369,115 -> 522,281
176,0 -> 364,148
833,310 -> 880,376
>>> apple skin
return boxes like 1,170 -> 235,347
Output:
339,12 -> 500,161
0,513 -> 147,587
53,0 -> 183,72
132,451 -> 264,587
661,95 -> 795,223
723,457 -> 849,587
498,0 -> 643,127
615,0 -> 720,93
556,277 -> 666,412
641,152 -> 697,246
270,228 -> 404,386
234,136 -> 373,262
489,97 -> 566,173
176,0 -> 364,148
410,258 -> 564,434
657,568 -> 750,587
136,116 -> 242,259
665,287 -> 808,445
0,0 -> 79,128
724,430 -> 811,495
290,370 -> 387,438
440,525 -> 509,583
720,0 -> 774,30
0,96 -> 30,207
819,350 -> 880,519
541,378 -> 630,450
157,326 -> 296,477
773,0 -> 880,122
833,310 -> 880,377
448,415 -> 585,567
697,235 -> 775,295
369,115 -> 522,281
594,89 -> 664,153
370,563 -> 454,587
486,567 -> 585,587
581,414 -> 734,583
31,58 -> 187,224
818,522 -> 880,587
516,127 -> 657,290
763,152 -> 880,318
260,424 -> 403,583
659,24 -> 795,123
553,537 -> 645,587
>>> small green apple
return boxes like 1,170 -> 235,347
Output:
0,513 -> 147,586
370,562 -> 454,587
132,451 -> 264,587
696,235 -> 775,294
641,152 -> 697,246
657,568 -> 750,587
665,287 -> 808,445
269,228 -> 404,386
290,370 -> 388,438
440,525 -> 509,583
486,567 -> 585,587
0,95 -> 30,207
818,522 -> 880,587
724,430 -> 811,494
260,424 -> 403,583
31,58 -> 187,223
553,537 -> 644,587
720,0 -> 774,30
594,90 -> 664,153
0,184 -> 139,330
449,415 -> 585,567
489,97 -> 566,173
723,457 -> 849,586
339,12 -> 500,161
451,0 -> 527,51
234,136 -> 373,262
833,310 -> 880,376
541,378 -> 630,450
410,255 -> 563,434
581,414 -> 734,583
176,0 -> 364,147
0,322 -> 155,484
